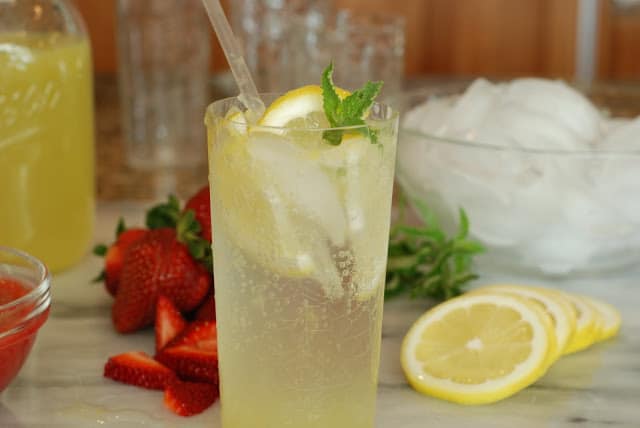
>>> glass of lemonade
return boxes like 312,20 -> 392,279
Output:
0,0 -> 95,272
206,91 -> 398,427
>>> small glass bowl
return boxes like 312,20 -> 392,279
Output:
0,246 -> 51,393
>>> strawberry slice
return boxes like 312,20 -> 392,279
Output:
156,321 -> 218,384
169,320 -> 217,351
155,295 -> 187,352
104,351 -> 176,390
164,379 -> 218,417
193,291 -> 216,322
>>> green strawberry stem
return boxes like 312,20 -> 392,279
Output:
176,210 -> 213,273
92,217 -> 128,283
146,195 -> 181,229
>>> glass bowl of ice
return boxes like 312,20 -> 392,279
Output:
396,78 -> 640,276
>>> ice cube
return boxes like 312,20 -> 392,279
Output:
600,116 -> 640,150
562,186 -> 634,238
402,96 -> 452,135
433,165 -> 528,247
600,117 -> 632,137
591,117 -> 640,223
525,225 -> 596,275
503,78 -> 602,144
442,78 -> 502,136
475,105 -> 586,150
248,133 -> 347,246
319,137 -> 370,233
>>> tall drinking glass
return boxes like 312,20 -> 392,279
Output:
206,94 -> 398,427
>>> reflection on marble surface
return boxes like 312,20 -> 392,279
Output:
0,202 -> 639,427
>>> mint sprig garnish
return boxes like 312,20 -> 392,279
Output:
321,62 -> 383,145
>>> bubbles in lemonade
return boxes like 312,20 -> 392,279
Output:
0,34 -> 95,272
208,106 -> 397,427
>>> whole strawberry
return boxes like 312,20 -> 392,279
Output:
112,227 -> 211,333
94,219 -> 147,297
184,185 -> 212,243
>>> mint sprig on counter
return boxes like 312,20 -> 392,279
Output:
321,62 -> 383,145
385,195 -> 485,301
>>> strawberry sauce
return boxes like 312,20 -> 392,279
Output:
0,278 -> 30,305
0,277 -> 49,392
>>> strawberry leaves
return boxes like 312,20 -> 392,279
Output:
146,195 -> 181,229
176,210 -> 213,273
143,194 -> 213,272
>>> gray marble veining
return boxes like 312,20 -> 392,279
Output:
1,202 -> 639,427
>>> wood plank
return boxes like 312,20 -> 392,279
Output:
610,7 -> 640,78
70,0 -> 640,80
72,0 -> 117,73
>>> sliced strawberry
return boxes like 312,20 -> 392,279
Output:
156,322 -> 218,384
184,185 -> 212,243
156,346 -> 217,384
155,295 -> 187,352
104,351 -> 176,390
169,321 -> 217,351
193,291 -> 216,322
164,379 -> 218,417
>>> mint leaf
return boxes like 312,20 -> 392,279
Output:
323,129 -> 343,146
322,62 -> 341,127
320,63 -> 383,145
342,81 -> 382,120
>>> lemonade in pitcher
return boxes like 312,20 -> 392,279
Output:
0,33 -> 95,272
207,66 -> 398,427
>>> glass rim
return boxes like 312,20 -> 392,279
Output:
401,127 -> 640,156
0,246 -> 51,315
398,85 -> 640,156
206,93 -> 399,134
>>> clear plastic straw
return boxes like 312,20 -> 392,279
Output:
201,0 -> 265,121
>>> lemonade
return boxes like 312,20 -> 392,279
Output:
207,89 -> 397,427
0,34 -> 94,272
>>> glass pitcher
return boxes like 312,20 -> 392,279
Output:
0,0 -> 95,273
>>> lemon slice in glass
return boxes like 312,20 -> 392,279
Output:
470,284 -> 576,365
258,85 -> 350,128
401,293 -> 553,405
560,292 -> 601,355
581,296 -> 621,342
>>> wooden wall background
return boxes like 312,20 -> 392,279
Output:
73,0 -> 640,80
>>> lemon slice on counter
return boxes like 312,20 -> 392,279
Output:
560,292 -> 600,355
258,85 -> 350,128
470,284 -> 576,364
401,293 -> 554,405
580,296 -> 621,342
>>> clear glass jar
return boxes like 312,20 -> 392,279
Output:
0,0 -> 96,273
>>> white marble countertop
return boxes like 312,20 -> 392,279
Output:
1,202 -> 639,427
